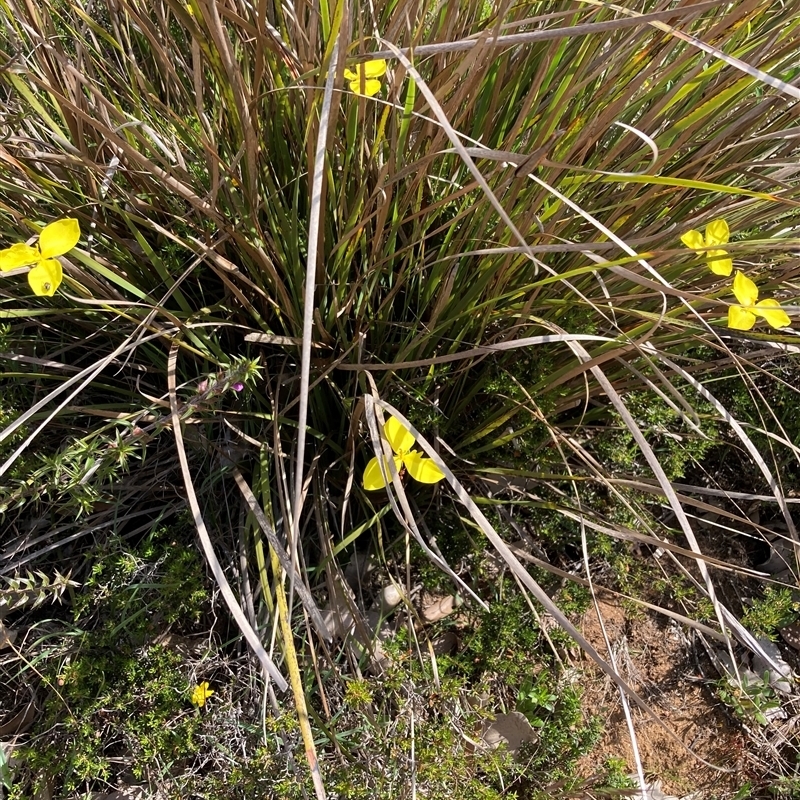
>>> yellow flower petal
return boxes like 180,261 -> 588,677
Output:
384,417 -> 415,455
38,218 -> 80,258
350,78 -> 381,97
728,305 -> 756,331
348,78 -> 382,96
362,59 -> 387,78
27,259 -> 62,296
363,454 -> 403,491
755,298 -> 790,329
363,455 -> 386,490
705,219 -> 729,247
0,243 -> 39,271
732,271 -> 758,307
191,681 -> 214,707
345,60 -> 386,96
680,230 -> 704,250
402,450 -> 445,485
706,249 -> 732,277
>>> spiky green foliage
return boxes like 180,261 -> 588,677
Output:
0,570 -> 77,615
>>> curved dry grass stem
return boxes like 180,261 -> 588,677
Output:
594,0 -> 800,102
336,333 -> 614,370
233,466 -> 332,641
271,546 -> 328,800
290,30 -> 341,598
167,342 -> 288,692
366,2 -> 722,60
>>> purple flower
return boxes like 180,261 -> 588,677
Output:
232,382 -> 244,392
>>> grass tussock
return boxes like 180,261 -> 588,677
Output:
1,0 -> 800,797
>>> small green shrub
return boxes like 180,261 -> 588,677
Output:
599,756 -> 636,790
742,586 -> 798,640
516,671 -> 558,724
521,679 -> 601,788
590,389 -> 718,481
9,523 -> 210,796
717,672 -> 780,727
73,524 -> 207,633
768,775 -> 800,797
459,583 -> 544,685
16,643 -> 204,795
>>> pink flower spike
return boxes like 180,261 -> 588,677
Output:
233,382 -> 244,392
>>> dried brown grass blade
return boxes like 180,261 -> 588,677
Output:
367,2 -> 721,60
167,341 -> 288,692
232,466 -> 332,641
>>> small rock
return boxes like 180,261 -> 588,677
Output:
432,630 -> 459,655
421,594 -> 459,623
753,533 -> 793,575
378,584 -> 403,612
321,581 -> 356,640
0,621 -> 17,649
479,711 -> 538,757
344,551 -> 376,589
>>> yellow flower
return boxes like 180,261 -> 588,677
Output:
363,416 -> 445,491
728,271 -> 790,331
343,59 -> 386,97
0,219 -> 80,296
190,681 -> 214,707
680,218 -> 732,277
